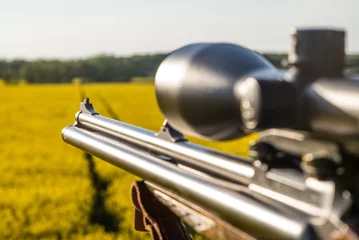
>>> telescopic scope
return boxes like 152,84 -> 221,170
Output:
154,43 -> 294,140
154,28 -> 359,141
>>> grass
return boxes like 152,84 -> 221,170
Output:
0,83 -> 255,239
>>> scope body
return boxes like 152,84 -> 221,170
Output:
154,28 -> 359,147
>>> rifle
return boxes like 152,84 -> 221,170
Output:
62,28 -> 359,239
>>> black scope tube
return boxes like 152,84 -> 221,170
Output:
76,112 -> 254,184
304,79 -> 359,138
62,126 -> 313,239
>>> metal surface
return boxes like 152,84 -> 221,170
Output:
76,111 -> 254,184
79,98 -> 99,115
62,126 -> 314,239
249,129 -> 355,239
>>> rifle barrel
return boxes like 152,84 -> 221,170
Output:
62,125 -> 313,239
76,112 -> 254,184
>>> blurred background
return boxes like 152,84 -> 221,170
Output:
0,0 -> 358,239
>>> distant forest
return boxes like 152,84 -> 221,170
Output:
0,53 -> 358,84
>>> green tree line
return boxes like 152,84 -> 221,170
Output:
0,53 -> 358,84
0,54 -> 167,84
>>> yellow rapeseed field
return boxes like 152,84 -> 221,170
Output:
0,83 -> 255,240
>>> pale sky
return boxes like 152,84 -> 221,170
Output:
0,0 -> 357,59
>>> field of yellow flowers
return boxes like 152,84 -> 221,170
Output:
0,83 -> 254,239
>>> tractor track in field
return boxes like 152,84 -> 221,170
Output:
79,87 -> 120,233
85,152 -> 119,232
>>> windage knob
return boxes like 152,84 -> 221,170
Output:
288,28 -> 345,77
